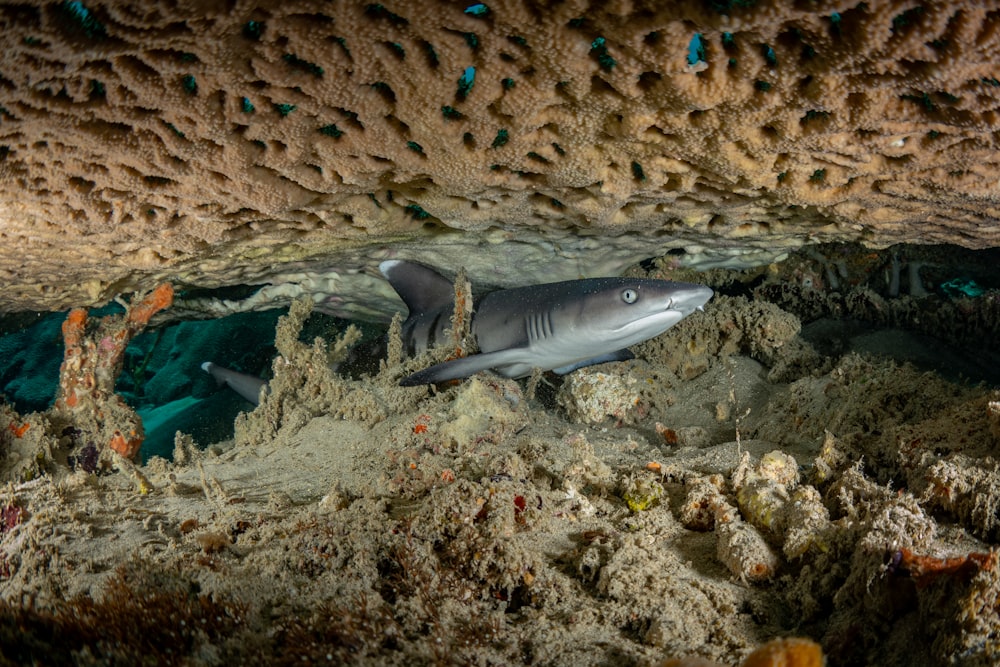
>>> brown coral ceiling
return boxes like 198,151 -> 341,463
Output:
1,0 -> 1000,312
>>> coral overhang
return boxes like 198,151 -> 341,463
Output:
0,1 -> 999,312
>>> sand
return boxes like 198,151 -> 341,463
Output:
2,256 -> 1000,666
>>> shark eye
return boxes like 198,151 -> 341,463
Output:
621,288 -> 638,304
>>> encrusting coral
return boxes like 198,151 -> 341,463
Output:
48,284 -> 174,463
2,1 -> 1000,312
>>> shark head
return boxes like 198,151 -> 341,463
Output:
537,278 -> 714,355
466,275 -> 713,379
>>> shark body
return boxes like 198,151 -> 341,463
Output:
381,260 -> 713,386
201,261 -> 713,399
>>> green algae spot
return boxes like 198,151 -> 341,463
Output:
491,128 -> 509,149
802,110 -> 830,123
274,103 -> 297,117
164,121 -> 185,139
405,204 -> 430,220
457,67 -> 476,101
590,37 -> 616,71
762,44 -> 777,67
319,124 -> 343,138
332,36 -> 350,57
901,92 -> 935,111
624,479 -> 663,512
60,1 -> 106,40
243,20 -> 264,40
464,4 -> 489,17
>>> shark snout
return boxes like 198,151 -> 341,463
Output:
669,284 -> 714,315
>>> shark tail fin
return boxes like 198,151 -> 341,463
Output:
201,361 -> 268,406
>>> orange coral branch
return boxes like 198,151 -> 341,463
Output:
51,283 -> 174,463
61,308 -> 88,351
127,283 -> 174,327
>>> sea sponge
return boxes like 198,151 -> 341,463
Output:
1,1 -> 999,312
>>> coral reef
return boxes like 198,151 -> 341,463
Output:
3,2 -> 1000,312
638,295 -> 802,381
0,565 -> 246,664
756,243 -> 1000,355
48,284 -> 174,462
5,257 -> 1000,664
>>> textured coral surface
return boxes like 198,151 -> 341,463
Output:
2,0 -> 1000,311
3,272 -> 1000,665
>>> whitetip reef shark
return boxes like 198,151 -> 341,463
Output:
202,260 -> 713,401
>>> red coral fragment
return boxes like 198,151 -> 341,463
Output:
890,547 -> 995,589
1,504 -> 25,534
109,429 -> 142,459
412,414 -> 431,434
7,422 -> 29,438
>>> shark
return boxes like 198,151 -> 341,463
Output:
201,361 -> 268,405
381,260 -> 713,386
201,260 -> 713,400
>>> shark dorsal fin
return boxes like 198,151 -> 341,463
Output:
379,260 -> 455,315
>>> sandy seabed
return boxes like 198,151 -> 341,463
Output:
2,275 -> 1000,666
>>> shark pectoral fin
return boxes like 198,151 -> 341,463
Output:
399,349 -> 526,386
551,349 -> 635,375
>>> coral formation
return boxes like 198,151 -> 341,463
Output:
5,253 -> 1000,664
2,2 -> 1000,311
48,284 -> 174,462
755,242 -> 1000,354
558,367 -> 641,425
0,565 -> 246,664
